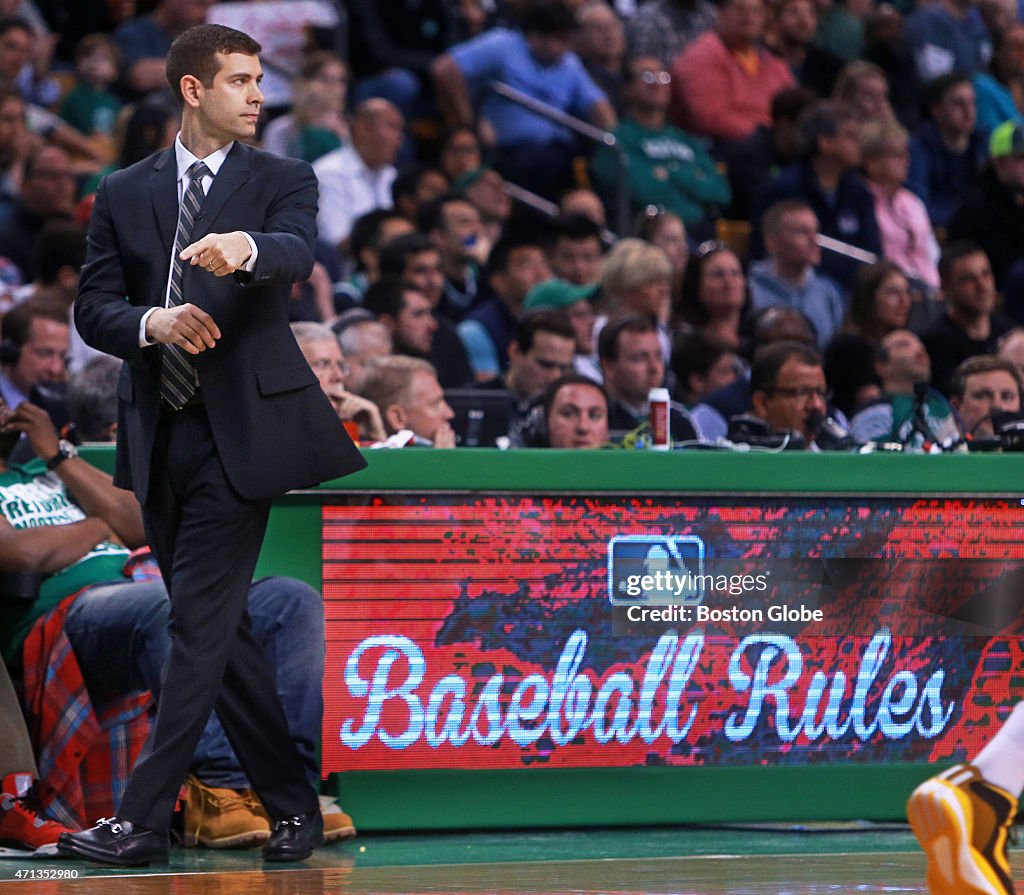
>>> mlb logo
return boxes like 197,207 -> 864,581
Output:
607,535 -> 705,607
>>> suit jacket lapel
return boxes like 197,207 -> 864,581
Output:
149,148 -> 178,259
193,142 -> 252,240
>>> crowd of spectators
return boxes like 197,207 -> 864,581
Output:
0,0 -> 1021,454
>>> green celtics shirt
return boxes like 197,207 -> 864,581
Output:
0,459 -> 129,661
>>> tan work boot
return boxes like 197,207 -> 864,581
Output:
320,795 -> 356,843
182,774 -> 270,849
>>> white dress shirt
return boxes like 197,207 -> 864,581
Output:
312,144 -> 396,247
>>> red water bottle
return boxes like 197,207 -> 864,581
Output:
648,387 -> 671,450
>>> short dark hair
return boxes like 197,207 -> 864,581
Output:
2,298 -> 69,353
32,221 -> 86,285
417,192 -> 472,234
362,277 -> 422,319
74,32 -> 120,67
597,313 -> 659,362
0,18 -> 31,41
549,213 -> 603,249
542,372 -> 608,420
68,356 -> 122,441
949,355 -> 1023,402
512,308 -> 575,355
166,24 -> 261,106
671,330 -> 736,394
939,240 -> 988,285
487,233 -> 544,277
349,209 -> 407,270
924,71 -> 972,109
761,198 -> 814,238
379,233 -> 437,278
797,99 -> 858,158
750,341 -> 823,395
522,2 -> 577,35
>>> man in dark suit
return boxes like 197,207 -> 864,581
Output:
58,24 -> 365,866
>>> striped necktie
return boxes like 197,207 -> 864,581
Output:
160,159 -> 210,409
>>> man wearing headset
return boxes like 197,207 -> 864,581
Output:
0,298 -> 69,412
948,355 -> 1023,439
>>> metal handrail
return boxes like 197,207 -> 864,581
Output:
490,80 -> 630,237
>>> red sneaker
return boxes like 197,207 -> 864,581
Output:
0,776 -> 76,853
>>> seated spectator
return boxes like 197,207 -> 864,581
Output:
57,33 -> 122,142
768,0 -> 844,98
948,354 -> 1023,438
637,210 -> 689,310
832,60 -> 896,124
591,56 -> 730,231
675,241 -> 750,352
698,304 -> 818,433
522,279 -> 600,382
458,235 -> 552,381
357,355 -> 455,447
749,199 -> 846,349
333,310 -> 393,393
113,0 -> 212,97
500,308 -> 577,410
947,120 -> 1024,293
0,87 -> 32,204
671,0 -> 795,148
391,164 -> 448,226
546,214 -> 605,286
997,326 -> 1024,382
626,0 -> 717,70
850,328 -> 959,445
334,209 -> 414,309
862,6 -> 922,130
362,278 -> 437,364
724,85 -> 816,219
291,321 -> 386,443
860,118 -> 941,293
542,373 -> 610,448
575,2 -> 627,114
454,166 -> 512,247
431,2 -> 615,200
670,330 -> 743,429
748,340 -> 832,448
66,355 -> 121,442
0,397 -> 353,844
598,239 -> 674,342
378,233 -> 474,388
261,51 -> 349,164
0,144 -> 75,280
436,125 -> 482,185
420,193 -> 489,322
598,313 -> 698,439
846,261 -> 921,346
972,22 -> 1024,133
754,100 -> 881,290
907,73 -> 986,229
0,660 -> 76,852
905,0 -> 989,83
920,241 -> 1013,397
313,99 -> 404,250
0,297 -> 68,411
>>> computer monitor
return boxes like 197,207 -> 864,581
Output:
444,388 -> 517,447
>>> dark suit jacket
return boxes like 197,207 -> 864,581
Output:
75,142 -> 366,502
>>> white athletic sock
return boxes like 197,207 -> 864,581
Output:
973,700 -> 1024,799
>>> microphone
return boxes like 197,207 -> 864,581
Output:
808,410 -> 856,451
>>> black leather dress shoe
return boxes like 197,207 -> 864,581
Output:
262,810 -> 324,862
57,817 -> 169,866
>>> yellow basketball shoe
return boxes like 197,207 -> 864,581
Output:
907,764 -> 1017,895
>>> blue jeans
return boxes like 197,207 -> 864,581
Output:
63,576 -> 325,792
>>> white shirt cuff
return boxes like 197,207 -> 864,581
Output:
241,232 -> 258,272
139,307 -> 158,346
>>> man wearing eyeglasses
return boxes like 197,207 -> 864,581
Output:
749,340 -> 831,448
